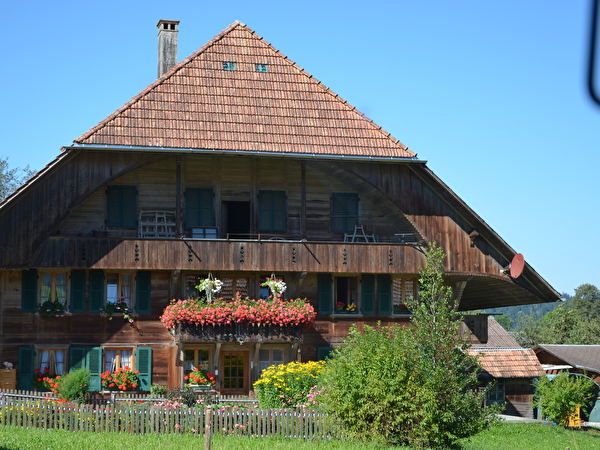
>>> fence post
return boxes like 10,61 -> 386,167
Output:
204,406 -> 212,450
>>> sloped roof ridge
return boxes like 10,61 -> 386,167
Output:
74,21 -> 414,156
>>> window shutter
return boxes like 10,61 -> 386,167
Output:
135,272 -> 151,313
378,275 -> 392,314
258,191 -> 270,230
69,347 -> 87,371
89,271 -> 104,312
362,275 -> 375,315
21,269 -> 38,312
318,274 -> 333,314
18,347 -> 35,390
87,347 -> 103,392
331,194 -> 345,232
272,191 -> 286,231
185,188 -> 199,228
186,189 -> 214,228
70,271 -> 86,313
317,346 -> 333,361
135,347 -> 152,391
199,189 -> 215,226
121,186 -> 137,228
106,186 -> 121,227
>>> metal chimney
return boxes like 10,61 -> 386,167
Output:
157,20 -> 180,78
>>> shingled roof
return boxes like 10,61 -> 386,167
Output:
535,345 -> 600,374
468,348 -> 543,379
74,21 -> 415,159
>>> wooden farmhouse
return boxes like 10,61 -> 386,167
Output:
0,21 -> 560,395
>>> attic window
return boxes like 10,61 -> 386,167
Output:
223,62 -> 237,71
255,64 -> 268,73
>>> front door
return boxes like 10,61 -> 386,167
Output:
221,351 -> 249,395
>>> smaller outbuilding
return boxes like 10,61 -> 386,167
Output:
468,317 -> 543,418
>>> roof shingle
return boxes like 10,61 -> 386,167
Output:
74,22 -> 415,159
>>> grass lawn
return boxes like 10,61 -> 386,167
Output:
1,422 -> 600,449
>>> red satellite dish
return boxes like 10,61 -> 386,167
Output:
510,253 -> 525,278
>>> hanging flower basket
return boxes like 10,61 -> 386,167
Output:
196,273 -> 223,303
261,274 -> 287,298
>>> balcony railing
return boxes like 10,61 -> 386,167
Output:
174,323 -> 305,343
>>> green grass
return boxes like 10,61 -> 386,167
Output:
1,423 -> 600,449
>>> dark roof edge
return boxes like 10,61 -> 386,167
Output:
66,144 -> 425,163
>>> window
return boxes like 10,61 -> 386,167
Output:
220,277 -> 249,299
38,349 -> 66,375
392,277 -> 417,314
488,379 -> 505,404
334,277 -> 357,312
106,185 -> 137,228
40,272 -> 67,304
184,348 -> 210,373
258,348 -> 284,375
258,190 -> 286,231
185,188 -> 215,229
186,274 -> 205,298
223,61 -> 237,71
331,193 -> 359,233
255,64 -> 268,73
106,273 -> 132,307
104,349 -> 133,373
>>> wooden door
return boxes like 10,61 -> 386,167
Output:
221,351 -> 249,395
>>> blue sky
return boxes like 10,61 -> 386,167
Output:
1,1 -> 598,296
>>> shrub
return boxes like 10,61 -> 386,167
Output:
56,368 -> 91,403
253,360 -> 326,408
100,366 -> 140,391
149,383 -> 168,397
534,371 -> 596,426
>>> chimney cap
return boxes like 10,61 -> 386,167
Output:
157,19 -> 180,31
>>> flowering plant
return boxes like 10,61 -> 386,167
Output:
184,367 -> 216,386
100,298 -> 134,323
261,275 -> 287,298
33,367 -> 58,390
160,294 -> 316,330
36,299 -> 68,320
336,302 -> 357,312
100,366 -> 140,391
196,274 -> 223,302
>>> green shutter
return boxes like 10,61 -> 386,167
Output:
317,346 -> 333,361
135,347 -> 152,391
378,275 -> 392,315
199,189 -> 215,226
258,191 -> 270,230
106,186 -> 121,227
185,188 -> 199,228
69,347 -> 87,371
331,193 -> 358,233
318,274 -> 333,314
136,272 -> 151,314
89,271 -> 104,312
18,347 -> 35,390
121,186 -> 137,227
87,347 -> 103,392
272,191 -> 286,231
186,188 -> 214,228
362,275 -> 375,315
21,269 -> 38,312
70,271 -> 86,313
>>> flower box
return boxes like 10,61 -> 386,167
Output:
177,322 -> 305,343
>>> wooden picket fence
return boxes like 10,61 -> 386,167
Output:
0,397 -> 337,438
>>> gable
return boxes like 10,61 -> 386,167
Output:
74,22 -> 415,159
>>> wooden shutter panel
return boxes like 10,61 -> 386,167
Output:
21,269 -> 38,312
272,191 -> 286,231
318,274 -> 333,314
106,186 -> 121,227
185,188 -> 199,228
378,275 -> 392,315
89,271 -> 104,312
331,194 -> 345,232
18,347 -> 35,390
199,189 -> 215,226
87,347 -> 103,392
70,271 -> 86,313
121,186 -> 137,228
362,275 -> 375,315
258,191 -> 271,230
317,346 -> 333,361
135,272 -> 151,314
135,347 -> 152,391
69,347 -> 87,371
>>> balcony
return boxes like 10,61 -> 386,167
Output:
174,323 -> 305,343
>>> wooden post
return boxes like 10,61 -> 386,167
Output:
204,406 -> 212,450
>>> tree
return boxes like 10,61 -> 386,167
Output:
0,156 -> 35,200
570,284 -> 600,320
321,243 -> 497,448
495,314 -> 512,330
534,371 -> 596,426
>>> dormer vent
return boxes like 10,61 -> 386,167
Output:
157,19 -> 180,78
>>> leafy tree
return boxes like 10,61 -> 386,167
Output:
534,371 -> 596,426
0,156 -> 35,200
321,243 -> 497,448
570,284 -> 600,320
495,314 -> 512,330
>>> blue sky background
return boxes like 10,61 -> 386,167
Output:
1,1 -> 598,297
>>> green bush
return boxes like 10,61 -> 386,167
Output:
53,368 -> 91,403
321,244 -> 497,448
253,360 -> 326,408
534,371 -> 596,426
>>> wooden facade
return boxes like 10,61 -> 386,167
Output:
0,21 -> 559,395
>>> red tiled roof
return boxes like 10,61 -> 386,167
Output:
468,348 -> 543,379
74,22 -> 415,158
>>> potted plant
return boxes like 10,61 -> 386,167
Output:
100,298 -> 135,323
261,274 -> 287,298
196,273 -> 223,303
100,366 -> 140,391
36,299 -> 68,320
184,367 -> 216,392
33,367 -> 59,391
